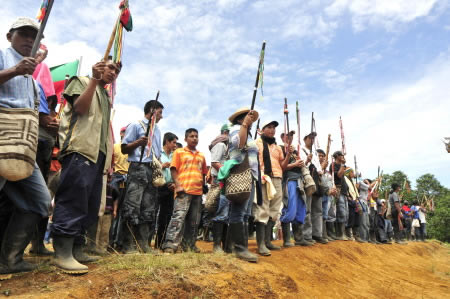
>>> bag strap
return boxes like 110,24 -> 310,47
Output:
31,79 -> 39,111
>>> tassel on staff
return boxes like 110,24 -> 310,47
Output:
250,41 -> 266,110
31,0 -> 54,57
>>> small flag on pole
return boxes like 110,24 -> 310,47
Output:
36,0 -> 49,22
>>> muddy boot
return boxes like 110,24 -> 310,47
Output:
222,223 -> 228,251
53,236 -> 88,275
224,224 -> 234,254
322,220 -> 332,242
281,222 -> 294,247
255,222 -> 270,256
394,231 -> 407,245
212,222 -> 224,253
243,221 -> 249,248
354,228 -> 366,243
0,212 -> 41,276
30,217 -> 53,256
345,227 -> 354,241
137,224 -> 152,253
340,223 -> 349,241
85,218 -> 98,255
292,222 -> 313,246
230,223 -> 258,263
369,231 -> 380,244
265,220 -> 281,250
73,242 -> 100,263
326,221 -> 337,241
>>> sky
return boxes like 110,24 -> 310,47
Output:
2,0 -> 450,187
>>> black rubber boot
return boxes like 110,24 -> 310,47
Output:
30,217 -> 53,256
326,222 -> 337,240
345,227 -> 355,241
212,222 -> 224,253
230,223 -> 258,263
0,211 -> 41,276
73,242 -> 100,263
281,222 -> 294,247
137,224 -> 152,253
53,236 -> 88,274
255,222 -> 270,256
243,221 -> 249,248
336,223 -> 348,241
224,224 -> 234,254
222,223 -> 228,250
85,218 -> 98,255
369,231 -> 380,244
122,223 -> 138,254
265,220 -> 281,250
292,222 -> 312,246
354,227 -> 366,243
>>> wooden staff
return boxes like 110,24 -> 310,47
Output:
250,41 -> 266,110
354,155 -> 358,184
324,134 -> 331,171
339,116 -> 346,156
103,15 -> 121,61
31,0 -> 54,57
139,90 -> 160,162
296,101 -> 301,154
254,119 -> 260,139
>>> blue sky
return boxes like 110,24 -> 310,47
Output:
2,0 -> 449,187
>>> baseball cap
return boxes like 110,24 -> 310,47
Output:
10,17 -> 40,32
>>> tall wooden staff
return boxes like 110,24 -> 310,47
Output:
296,101 -> 301,154
249,41 -> 265,205
139,90 -> 160,163
324,134 -> 331,172
339,116 -> 346,156
31,0 -> 54,57
354,155 -> 358,184
283,98 -> 290,155
250,41 -> 266,110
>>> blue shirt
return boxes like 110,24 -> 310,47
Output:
122,118 -> 161,163
160,150 -> 173,183
411,205 -> 420,219
0,47 -> 40,109
228,128 -> 259,179
38,83 -> 49,114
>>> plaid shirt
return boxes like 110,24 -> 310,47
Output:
0,47 -> 39,109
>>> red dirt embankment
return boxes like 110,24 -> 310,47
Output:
1,240 -> 449,298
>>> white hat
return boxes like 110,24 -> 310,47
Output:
10,17 -> 40,32
261,120 -> 279,130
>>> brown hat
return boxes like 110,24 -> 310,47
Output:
228,107 -> 259,124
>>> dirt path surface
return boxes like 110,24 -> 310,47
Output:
1,241 -> 449,298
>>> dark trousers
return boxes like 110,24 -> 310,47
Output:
155,185 -> 174,249
36,136 -> 54,183
52,152 -> 105,244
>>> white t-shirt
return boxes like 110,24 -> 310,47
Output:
418,209 -> 426,223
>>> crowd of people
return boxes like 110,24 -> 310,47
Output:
0,17 -> 429,280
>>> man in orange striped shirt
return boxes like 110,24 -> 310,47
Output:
162,128 -> 208,253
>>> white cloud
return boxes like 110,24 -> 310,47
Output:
326,0 -> 440,31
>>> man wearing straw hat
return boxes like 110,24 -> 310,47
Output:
0,17 -> 52,280
51,58 -> 121,274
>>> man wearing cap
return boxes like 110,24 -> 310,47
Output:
254,120 -> 291,256
0,17 -> 52,279
330,151 -> 349,240
209,124 -> 231,253
120,100 -> 163,254
299,132 -> 328,244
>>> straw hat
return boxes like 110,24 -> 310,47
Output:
228,107 -> 259,124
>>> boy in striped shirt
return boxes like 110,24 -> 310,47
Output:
162,128 -> 207,253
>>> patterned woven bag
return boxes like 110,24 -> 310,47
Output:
0,83 -> 39,181
225,152 -> 252,204
151,152 -> 166,187
205,183 -> 221,213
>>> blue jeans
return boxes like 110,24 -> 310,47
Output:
322,195 -> 330,221
52,152 -> 105,242
280,180 -> 306,224
229,181 -> 255,224
212,194 -> 229,223
336,194 -> 348,224
1,162 -> 51,217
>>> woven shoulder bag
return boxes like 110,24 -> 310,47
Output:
0,81 -> 39,181
225,151 -> 252,204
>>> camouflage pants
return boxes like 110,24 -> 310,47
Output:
121,162 -> 158,226
162,193 -> 202,250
